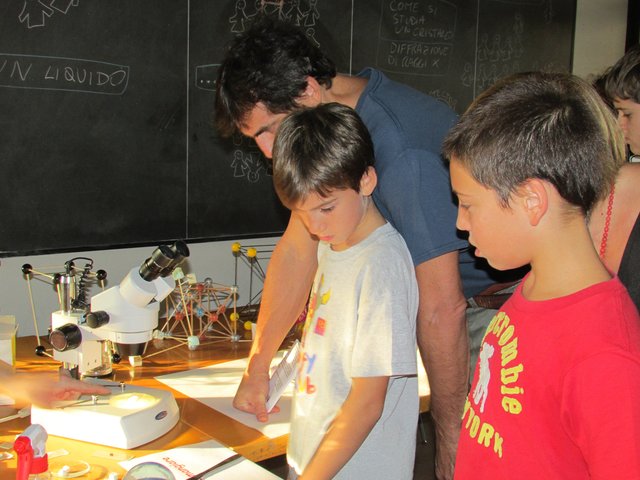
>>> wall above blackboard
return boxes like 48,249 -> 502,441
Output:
0,0 -> 575,257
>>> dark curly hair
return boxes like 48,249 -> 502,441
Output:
214,16 -> 337,137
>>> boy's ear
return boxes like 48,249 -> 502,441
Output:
360,166 -> 377,196
518,179 -> 548,226
297,77 -> 322,107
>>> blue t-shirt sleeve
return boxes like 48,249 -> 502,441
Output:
373,148 -> 467,266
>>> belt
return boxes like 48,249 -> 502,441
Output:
468,280 -> 521,310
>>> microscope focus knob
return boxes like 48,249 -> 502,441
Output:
50,323 -> 82,352
85,311 -> 110,328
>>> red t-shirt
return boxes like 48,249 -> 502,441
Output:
455,277 -> 640,479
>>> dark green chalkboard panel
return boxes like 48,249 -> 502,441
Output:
1,1 -> 188,256
350,1 -> 576,112
0,0 -> 575,257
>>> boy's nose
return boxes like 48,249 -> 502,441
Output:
456,208 -> 469,232
307,217 -> 325,237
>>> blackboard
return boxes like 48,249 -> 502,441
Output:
0,0 -> 576,257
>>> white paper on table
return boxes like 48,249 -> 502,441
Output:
156,351 -> 293,439
156,349 -> 429,440
119,439 -> 280,480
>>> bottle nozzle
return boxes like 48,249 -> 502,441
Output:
14,424 -> 49,480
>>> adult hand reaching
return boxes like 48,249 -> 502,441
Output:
1,363 -> 111,408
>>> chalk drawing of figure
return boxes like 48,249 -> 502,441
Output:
246,0 -> 263,22
305,27 -> 320,47
248,169 -> 260,183
477,33 -> 489,62
461,62 -> 473,87
290,0 -> 306,26
246,155 -> 264,183
513,13 -> 524,36
231,150 -> 248,178
50,0 -> 78,15
19,0 -> 54,29
481,63 -> 498,91
230,0 -> 250,33
472,342 -> 494,413
261,0 -> 283,16
303,0 -> 320,27
280,0 -> 295,21
232,133 -> 244,147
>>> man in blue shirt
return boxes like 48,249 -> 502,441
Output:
215,17 -> 504,479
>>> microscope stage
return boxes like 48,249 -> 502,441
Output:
31,381 -> 180,449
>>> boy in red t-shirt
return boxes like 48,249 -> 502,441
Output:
443,71 -> 640,479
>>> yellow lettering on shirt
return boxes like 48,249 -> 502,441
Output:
462,399 -> 505,458
462,310 -> 524,460
501,337 -> 518,366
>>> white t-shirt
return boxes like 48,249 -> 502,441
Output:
287,222 -> 419,479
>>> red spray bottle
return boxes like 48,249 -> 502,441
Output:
13,424 -> 50,480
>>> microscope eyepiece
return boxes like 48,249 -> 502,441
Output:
139,241 -> 190,281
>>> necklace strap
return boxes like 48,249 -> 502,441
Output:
599,184 -> 616,259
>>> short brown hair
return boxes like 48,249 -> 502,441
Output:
443,71 -> 624,214
272,103 -> 374,208
604,45 -> 640,103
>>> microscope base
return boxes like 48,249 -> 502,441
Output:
30,381 -> 179,449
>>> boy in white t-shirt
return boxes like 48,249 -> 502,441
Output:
271,102 -> 419,479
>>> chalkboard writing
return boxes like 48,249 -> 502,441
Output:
351,0 -> 576,111
0,54 -> 129,94
0,0 -> 575,257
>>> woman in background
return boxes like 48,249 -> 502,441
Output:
589,45 -> 640,310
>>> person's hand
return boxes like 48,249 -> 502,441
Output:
233,370 -> 279,422
47,370 -> 111,404
8,370 -> 111,408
